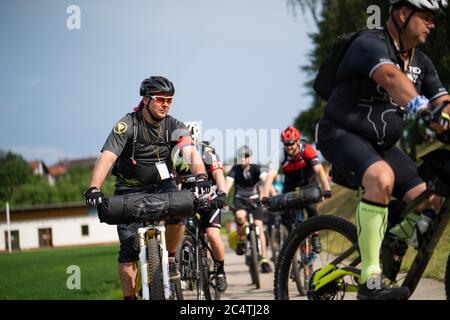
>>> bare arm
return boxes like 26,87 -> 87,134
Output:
313,164 -> 331,192
182,145 -> 207,177
88,150 -> 117,189
225,177 -> 234,195
372,64 -> 419,107
262,169 -> 277,198
212,169 -> 227,193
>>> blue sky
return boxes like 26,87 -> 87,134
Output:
0,0 -> 317,165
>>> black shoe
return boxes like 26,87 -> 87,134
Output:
168,257 -> 180,281
260,259 -> 272,273
311,235 -> 322,254
235,241 -> 245,256
357,274 -> 410,300
215,271 -> 228,292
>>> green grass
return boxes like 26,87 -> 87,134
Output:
0,244 -> 122,299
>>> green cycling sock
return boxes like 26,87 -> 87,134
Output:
356,199 -> 388,284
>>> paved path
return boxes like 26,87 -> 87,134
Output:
218,237 -> 446,300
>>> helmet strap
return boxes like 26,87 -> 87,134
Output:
145,99 -> 164,123
391,6 -> 416,54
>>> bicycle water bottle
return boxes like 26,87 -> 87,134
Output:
409,209 -> 436,249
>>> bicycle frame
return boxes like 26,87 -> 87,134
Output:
137,223 -> 170,300
309,189 -> 450,297
184,213 -> 215,300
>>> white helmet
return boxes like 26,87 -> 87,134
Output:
390,0 -> 448,14
185,121 -> 200,141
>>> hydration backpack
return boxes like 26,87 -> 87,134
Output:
313,31 -> 363,101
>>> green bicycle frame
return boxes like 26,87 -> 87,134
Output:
310,189 -> 449,297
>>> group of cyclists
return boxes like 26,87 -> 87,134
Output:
85,0 -> 450,300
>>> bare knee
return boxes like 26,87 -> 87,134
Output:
362,161 -> 394,204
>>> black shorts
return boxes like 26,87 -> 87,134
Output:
316,118 -> 423,200
115,179 -> 184,263
233,196 -> 263,221
198,208 -> 222,229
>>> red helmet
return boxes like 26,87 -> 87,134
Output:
281,126 -> 300,143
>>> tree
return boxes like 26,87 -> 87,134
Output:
0,150 -> 33,201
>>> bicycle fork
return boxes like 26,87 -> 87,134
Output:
138,225 -> 171,300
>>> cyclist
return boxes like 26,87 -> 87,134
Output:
315,0 -> 450,300
262,126 -> 332,253
84,76 -> 211,300
173,121 -> 228,293
225,145 -> 272,273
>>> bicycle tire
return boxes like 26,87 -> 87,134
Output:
198,246 -> 212,300
274,215 -> 357,300
176,235 -> 198,300
249,229 -> 261,289
291,245 -> 308,296
147,237 -> 165,300
445,253 -> 450,300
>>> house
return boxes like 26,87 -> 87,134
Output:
0,202 -> 118,252
28,160 -> 55,186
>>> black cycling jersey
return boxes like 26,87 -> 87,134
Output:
323,28 -> 448,150
102,110 -> 190,187
227,164 -> 263,198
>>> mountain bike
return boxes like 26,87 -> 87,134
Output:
232,197 -> 263,289
265,187 -> 324,296
177,186 -> 222,300
134,220 -> 183,300
274,105 -> 450,300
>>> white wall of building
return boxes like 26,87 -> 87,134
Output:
0,216 -> 118,251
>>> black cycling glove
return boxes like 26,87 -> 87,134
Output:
84,187 -> 104,207
195,173 -> 211,195
322,190 -> 332,199
211,191 -> 227,209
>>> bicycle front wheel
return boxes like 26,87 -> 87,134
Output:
147,237 -> 165,300
177,235 -> 198,300
249,229 -> 261,289
274,215 -> 358,300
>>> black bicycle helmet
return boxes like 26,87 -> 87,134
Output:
139,76 -> 175,97
390,0 -> 447,14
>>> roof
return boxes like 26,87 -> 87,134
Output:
0,201 -> 86,213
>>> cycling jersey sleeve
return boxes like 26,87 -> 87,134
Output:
304,144 -> 321,166
168,117 -> 192,149
227,165 -> 237,179
203,148 -> 224,172
339,32 -> 395,80
419,53 -> 449,102
101,113 -> 134,157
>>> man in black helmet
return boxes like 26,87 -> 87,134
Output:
84,76 -> 211,300
316,0 -> 450,300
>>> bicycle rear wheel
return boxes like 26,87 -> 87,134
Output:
177,235 -> 198,300
147,237 -> 165,300
274,215 -> 358,300
249,229 -> 261,289
290,237 -> 314,296
198,246 -> 212,300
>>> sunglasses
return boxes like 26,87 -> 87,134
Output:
283,141 -> 297,147
150,95 -> 173,105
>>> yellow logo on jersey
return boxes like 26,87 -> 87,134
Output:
114,122 -> 128,134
